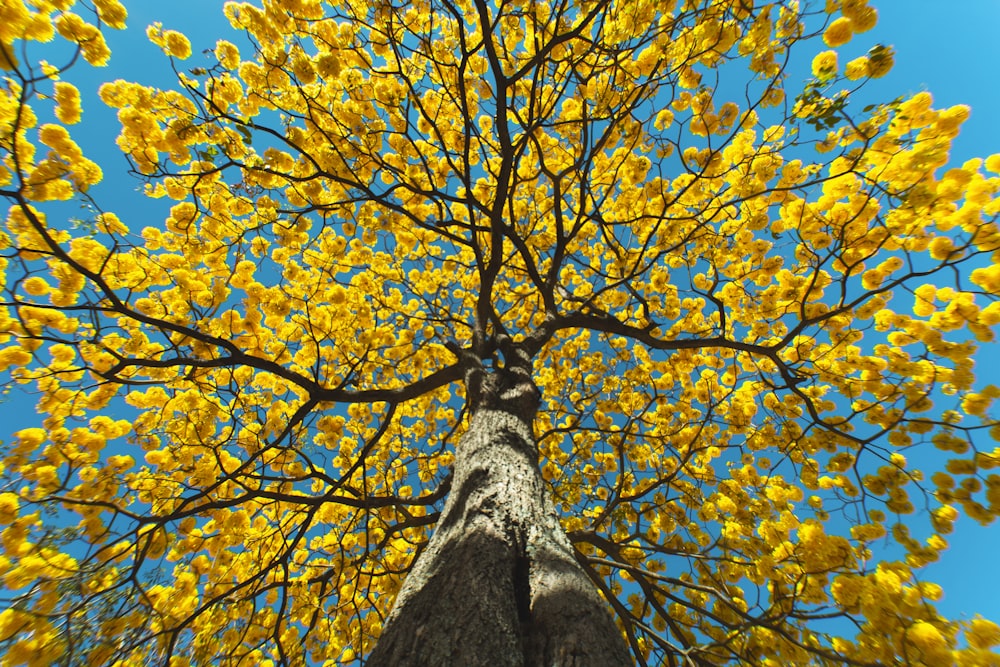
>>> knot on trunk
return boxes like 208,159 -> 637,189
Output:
466,364 -> 540,417
449,338 -> 540,418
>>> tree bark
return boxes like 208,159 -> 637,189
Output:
366,364 -> 632,667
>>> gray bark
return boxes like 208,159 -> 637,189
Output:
366,362 -> 632,667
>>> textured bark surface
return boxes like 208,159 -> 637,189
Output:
366,364 -> 631,667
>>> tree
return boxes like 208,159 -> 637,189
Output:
2,0 -> 999,664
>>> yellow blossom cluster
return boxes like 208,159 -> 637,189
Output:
824,0 -> 877,47
146,22 -> 191,60
52,82 -> 82,125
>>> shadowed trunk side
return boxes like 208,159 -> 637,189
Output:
366,359 -> 631,667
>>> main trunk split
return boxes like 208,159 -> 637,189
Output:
367,366 -> 631,667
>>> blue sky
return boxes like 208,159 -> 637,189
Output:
4,0 -> 999,635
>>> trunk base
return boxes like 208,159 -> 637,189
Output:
366,393 -> 630,667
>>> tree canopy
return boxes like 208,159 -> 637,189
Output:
2,0 -> 1000,665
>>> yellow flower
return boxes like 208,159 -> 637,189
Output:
317,53 -> 342,78
15,428 -> 47,453
166,202 -> 197,233
842,0 -> 878,32
840,0 -> 866,17
163,30 -> 191,59
55,13 -> 111,66
94,0 -> 128,30
968,618 -> 1000,649
53,81 -> 81,124
866,45 -> 894,78
95,212 -> 126,234
906,621 -> 950,663
22,276 -> 51,297
24,12 -> 55,42
144,450 -> 167,466
927,236 -> 954,260
215,40 -> 240,69
936,104 -> 970,135
0,42 -> 19,70
82,34 -> 111,66
4,639 -> 39,665
0,0 -> 31,44
912,284 -> 936,317
107,455 -> 134,470
811,50 -> 838,79
653,108 -> 674,131
330,284 -> 347,305
845,56 -> 868,80
823,17 -> 853,47
0,492 -> 19,523
849,7 -> 877,32
38,124 -> 78,156
148,23 -> 192,60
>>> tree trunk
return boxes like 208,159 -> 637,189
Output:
366,364 -> 632,667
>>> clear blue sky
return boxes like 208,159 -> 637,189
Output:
4,0 -> 998,632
